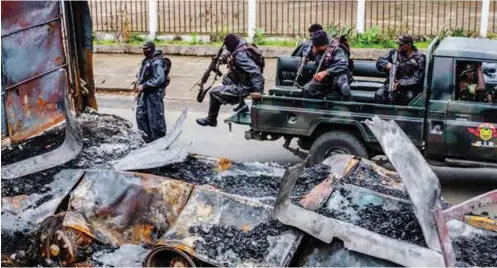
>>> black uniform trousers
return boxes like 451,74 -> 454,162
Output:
207,84 -> 247,120
136,89 -> 166,143
303,73 -> 352,99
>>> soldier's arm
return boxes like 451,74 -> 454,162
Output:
327,48 -> 349,76
142,59 -> 166,91
376,49 -> 394,72
236,52 -> 264,93
476,64 -> 486,90
398,54 -> 426,87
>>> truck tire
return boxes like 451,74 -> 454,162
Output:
309,131 -> 368,165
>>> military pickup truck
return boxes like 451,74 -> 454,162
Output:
226,37 -> 497,168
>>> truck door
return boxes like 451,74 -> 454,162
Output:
445,60 -> 497,163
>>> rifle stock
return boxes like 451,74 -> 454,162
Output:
196,44 -> 225,103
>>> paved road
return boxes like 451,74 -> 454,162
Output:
96,93 -> 496,211
93,54 -> 278,100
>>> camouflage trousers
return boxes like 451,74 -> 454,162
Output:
303,73 -> 352,100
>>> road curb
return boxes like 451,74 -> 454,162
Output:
94,44 -> 393,60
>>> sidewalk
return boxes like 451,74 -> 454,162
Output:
93,54 -> 278,101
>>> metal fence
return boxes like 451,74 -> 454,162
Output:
89,0 -> 497,37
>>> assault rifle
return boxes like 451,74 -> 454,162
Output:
194,44 -> 225,103
388,50 -> 398,93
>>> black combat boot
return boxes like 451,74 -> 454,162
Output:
197,96 -> 221,127
196,117 -> 217,127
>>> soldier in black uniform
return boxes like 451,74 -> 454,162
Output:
135,41 -> 169,142
457,63 -> 492,103
292,23 -> 324,57
196,34 -> 265,127
301,30 -> 353,100
375,35 -> 426,105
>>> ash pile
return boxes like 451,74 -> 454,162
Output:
1,110 -> 147,266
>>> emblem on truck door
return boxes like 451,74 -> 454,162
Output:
468,123 -> 497,148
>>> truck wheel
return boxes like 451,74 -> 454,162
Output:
309,131 -> 368,165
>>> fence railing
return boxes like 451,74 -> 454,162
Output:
89,0 -> 497,38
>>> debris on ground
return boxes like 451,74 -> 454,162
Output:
1,110 -> 145,197
190,219 -> 289,262
452,234 -> 497,267
2,111 -> 496,267
144,156 -> 330,203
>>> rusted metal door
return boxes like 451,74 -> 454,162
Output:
1,1 -> 69,141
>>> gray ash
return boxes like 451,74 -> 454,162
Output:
453,234 -> 497,267
1,230 -> 38,267
1,128 -> 65,166
1,111 -> 145,198
356,204 -> 426,247
293,164 -> 331,197
342,164 -> 409,199
189,220 -> 289,263
142,155 -> 218,184
145,158 -> 329,200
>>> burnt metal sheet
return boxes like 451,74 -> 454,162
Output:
112,109 -> 191,171
1,1 -> 61,36
1,1 -> 67,141
4,70 -> 66,140
1,169 -> 85,233
158,186 -> 303,267
1,85 -> 83,179
365,116 -> 442,252
62,169 -> 193,246
2,20 -> 66,88
273,164 -> 445,267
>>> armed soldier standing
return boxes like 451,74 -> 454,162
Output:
196,34 -> 265,127
135,41 -> 170,143
375,35 -> 426,105
302,30 -> 353,100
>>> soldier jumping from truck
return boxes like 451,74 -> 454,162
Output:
196,33 -> 265,127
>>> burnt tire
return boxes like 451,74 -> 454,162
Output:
309,131 -> 368,165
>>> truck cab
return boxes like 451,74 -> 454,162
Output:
226,37 -> 497,166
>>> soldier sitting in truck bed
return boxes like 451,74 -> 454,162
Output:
457,62 -> 493,103
375,35 -> 426,105
301,30 -> 353,101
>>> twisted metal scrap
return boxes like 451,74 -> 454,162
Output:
365,116 -> 442,252
111,108 -> 191,171
2,87 -> 83,180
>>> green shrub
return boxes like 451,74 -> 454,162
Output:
189,33 -> 202,45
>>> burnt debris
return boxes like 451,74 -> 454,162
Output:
1,111 -> 145,197
342,163 -> 409,200
453,234 -> 497,267
189,220 -> 289,263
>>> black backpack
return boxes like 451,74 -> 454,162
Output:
247,43 -> 265,74
232,44 -> 265,74
152,55 -> 172,84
